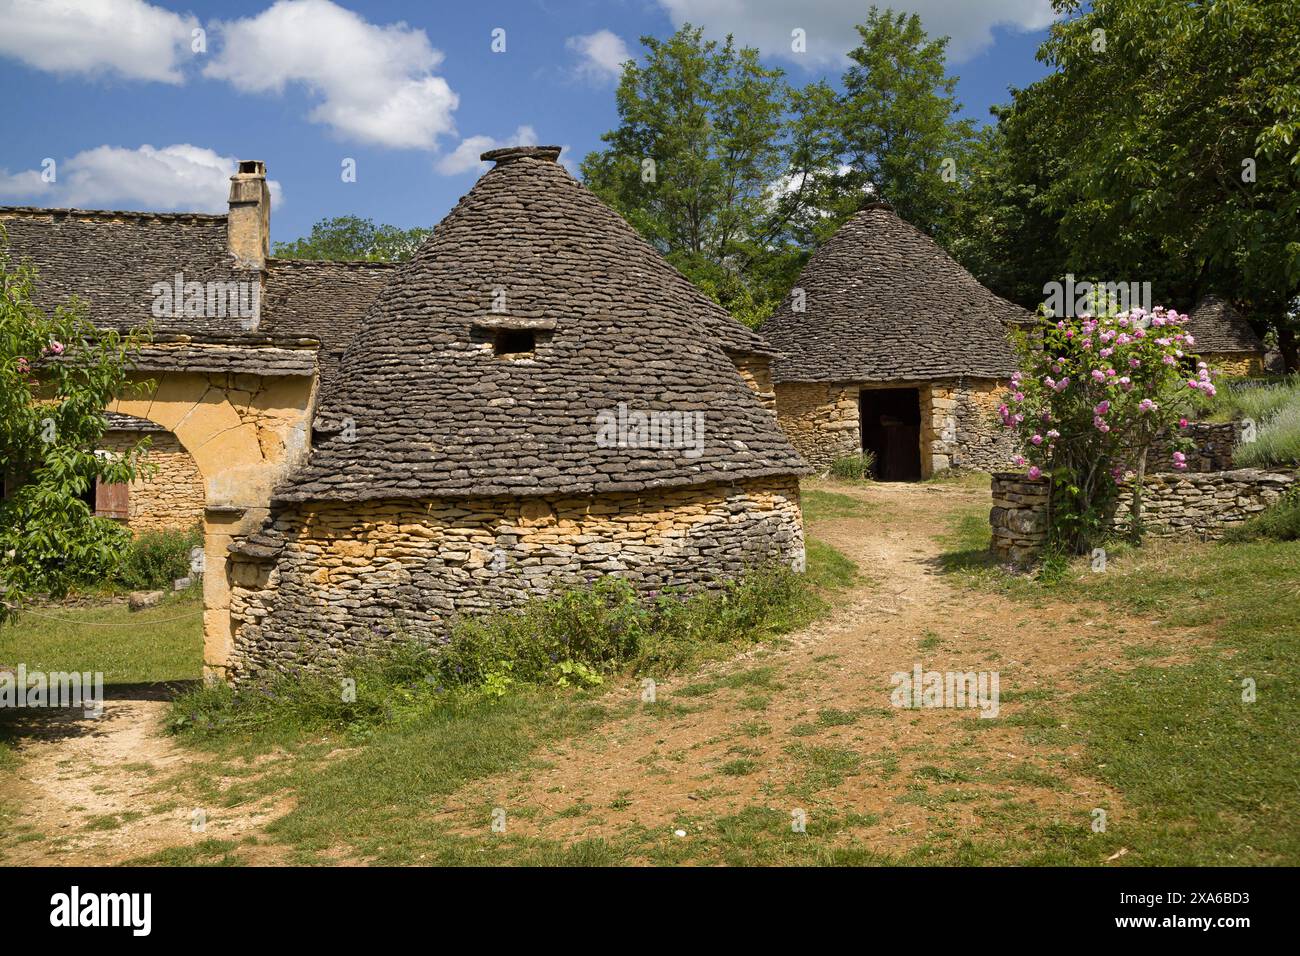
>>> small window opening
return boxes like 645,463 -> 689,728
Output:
493,329 -> 536,357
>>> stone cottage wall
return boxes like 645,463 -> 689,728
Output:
772,383 -> 861,470
1201,351 -> 1264,378
773,377 -> 1013,476
225,476 -> 805,679
729,352 -> 777,412
100,430 -> 206,533
929,378 -> 1016,474
1113,468 -> 1297,538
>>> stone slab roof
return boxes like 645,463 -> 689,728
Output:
1187,295 -> 1265,353
278,146 -> 806,503
0,207 -> 394,374
760,203 -> 1026,383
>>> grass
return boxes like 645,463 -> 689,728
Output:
936,503 -> 1300,864
1200,373 -> 1300,466
149,539 -> 860,864
802,488 -> 872,522
0,590 -> 202,685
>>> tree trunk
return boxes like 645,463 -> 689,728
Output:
1278,327 -> 1299,374
1129,446 -> 1148,545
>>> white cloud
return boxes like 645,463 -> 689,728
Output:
436,125 -> 540,176
655,0 -> 1056,64
204,0 -> 458,149
566,29 -> 632,83
0,0 -> 199,83
0,144 -> 283,212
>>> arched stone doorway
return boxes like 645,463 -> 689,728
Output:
108,369 -> 314,680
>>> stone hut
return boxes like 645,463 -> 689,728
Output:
760,202 -> 1032,480
222,146 -> 807,680
1186,295 -> 1266,377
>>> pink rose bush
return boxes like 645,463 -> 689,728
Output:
1002,306 -> 1209,551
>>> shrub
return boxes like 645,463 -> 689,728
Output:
1234,391 -> 1300,468
1003,306 -> 1208,552
1222,487 -> 1300,543
829,451 -> 876,481
112,525 -> 203,591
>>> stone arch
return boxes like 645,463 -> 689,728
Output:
108,369 -> 314,679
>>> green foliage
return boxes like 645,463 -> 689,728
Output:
111,525 -> 203,591
837,7 -> 974,240
967,0 -> 1300,351
1005,307 -> 1205,551
0,231 -> 151,621
273,215 -> 430,263
828,451 -> 876,481
1223,486 -> 1300,543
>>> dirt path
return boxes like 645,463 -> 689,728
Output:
0,692 -> 288,865
431,479 -> 1207,859
0,479 -> 1205,865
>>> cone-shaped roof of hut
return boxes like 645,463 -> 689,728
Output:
761,202 -> 1029,383
277,146 -> 806,503
1186,295 -> 1264,353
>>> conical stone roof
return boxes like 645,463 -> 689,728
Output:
277,146 -> 806,503
761,203 -> 1027,383
1187,295 -> 1264,353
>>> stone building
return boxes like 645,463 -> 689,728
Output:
222,146 -> 807,679
2,161 -> 394,668
760,202 -> 1032,479
1185,295 -> 1267,377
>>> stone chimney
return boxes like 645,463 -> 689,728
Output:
227,160 -> 270,269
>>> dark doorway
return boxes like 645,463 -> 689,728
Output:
859,388 -> 922,481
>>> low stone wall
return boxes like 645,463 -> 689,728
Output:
988,467 -> 1297,564
988,472 -> 1050,566
225,476 -> 805,679
1113,468 -> 1297,538
773,377 -> 1013,476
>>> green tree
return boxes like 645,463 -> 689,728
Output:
998,0 -> 1300,366
1,233 -> 150,621
835,7 -> 975,240
274,216 -> 431,262
581,25 -> 812,325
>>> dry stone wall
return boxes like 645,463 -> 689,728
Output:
225,476 -> 805,679
989,472 -> 1050,566
990,467 -> 1297,565
1113,468 -> 1297,538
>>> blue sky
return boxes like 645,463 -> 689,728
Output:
0,0 -> 1056,245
